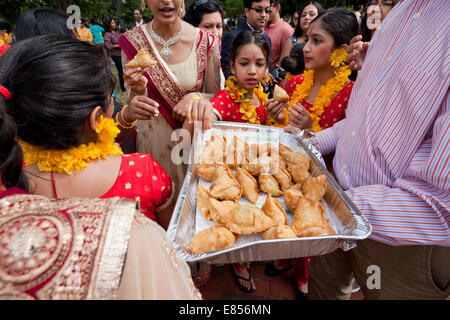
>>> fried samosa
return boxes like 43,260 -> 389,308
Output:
209,164 -> 242,200
273,167 -> 292,191
273,84 -> 290,103
125,49 -> 157,68
209,198 -> 238,226
259,173 -> 283,196
235,167 -> 259,203
284,184 -> 303,213
303,175 -> 327,201
224,204 -> 276,234
261,225 -> 297,240
262,194 -> 288,225
190,226 -> 237,254
291,196 -> 332,237
197,184 -> 213,220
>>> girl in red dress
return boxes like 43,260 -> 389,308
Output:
190,30 -> 271,294
208,30 -> 269,126
265,8 -> 359,299
0,35 -> 173,230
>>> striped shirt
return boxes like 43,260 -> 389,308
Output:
316,0 -> 450,246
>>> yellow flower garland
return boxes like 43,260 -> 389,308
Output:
279,48 -> 351,132
0,33 -> 9,45
19,116 -> 123,175
224,76 -> 268,124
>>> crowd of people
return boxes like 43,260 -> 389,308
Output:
0,0 -> 448,301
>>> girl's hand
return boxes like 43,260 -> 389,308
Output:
265,99 -> 287,122
346,35 -> 369,71
122,95 -> 159,122
123,67 -> 148,96
288,103 -> 312,130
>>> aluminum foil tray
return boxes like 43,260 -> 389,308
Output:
167,121 -> 372,264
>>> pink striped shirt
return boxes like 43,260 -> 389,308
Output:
317,0 -> 450,246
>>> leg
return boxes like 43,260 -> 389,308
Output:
231,262 -> 256,293
308,248 -> 354,300
112,55 -> 126,92
292,256 -> 311,298
350,239 -> 450,300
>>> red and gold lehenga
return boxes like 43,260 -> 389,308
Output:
0,191 -> 202,300
119,25 -> 221,196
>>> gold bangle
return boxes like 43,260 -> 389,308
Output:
120,106 -> 136,125
116,110 -> 135,129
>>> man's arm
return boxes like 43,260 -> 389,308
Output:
220,31 -> 235,79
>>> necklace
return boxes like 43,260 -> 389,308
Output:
149,21 -> 184,62
224,76 -> 268,124
18,116 -> 123,175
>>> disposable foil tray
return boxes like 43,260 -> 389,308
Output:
167,121 -> 371,264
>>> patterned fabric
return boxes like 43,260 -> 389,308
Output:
0,195 -> 136,300
211,89 -> 267,125
284,75 -> 354,130
0,44 -> 10,56
316,0 -> 450,246
101,154 -> 173,221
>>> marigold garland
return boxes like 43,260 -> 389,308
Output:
280,48 -> 351,132
224,76 -> 268,124
18,116 -> 123,175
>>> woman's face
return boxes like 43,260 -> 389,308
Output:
111,20 -> 116,30
292,12 -> 299,27
303,20 -> 335,71
146,0 -> 182,24
300,4 -> 319,33
231,43 -> 267,92
199,12 -> 223,41
367,1 -> 395,30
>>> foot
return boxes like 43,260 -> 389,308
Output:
194,263 -> 211,289
265,260 -> 292,276
232,263 -> 256,293
297,283 -> 308,300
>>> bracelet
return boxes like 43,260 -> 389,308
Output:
116,109 -> 136,129
120,105 -> 136,125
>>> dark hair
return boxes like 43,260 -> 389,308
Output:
311,7 -> 360,49
0,35 -> 115,190
293,2 -> 324,38
134,8 -> 143,15
15,7 -> 73,41
243,0 -> 268,9
230,30 -> 270,67
103,18 -> 116,33
280,42 -> 305,75
184,0 -> 224,27
0,18 -> 12,34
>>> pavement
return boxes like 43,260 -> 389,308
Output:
199,261 -> 364,300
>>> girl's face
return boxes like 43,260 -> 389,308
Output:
292,12 -> 299,27
199,12 -> 223,41
231,43 -> 267,92
146,0 -> 182,23
303,20 -> 335,71
300,4 -> 319,33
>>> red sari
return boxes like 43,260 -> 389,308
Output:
284,74 -> 354,130
211,89 -> 267,125
99,154 -> 173,222
280,74 -> 354,288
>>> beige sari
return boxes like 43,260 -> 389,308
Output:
0,195 -> 201,300
120,25 -> 221,196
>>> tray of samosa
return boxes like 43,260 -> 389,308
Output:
167,121 -> 372,264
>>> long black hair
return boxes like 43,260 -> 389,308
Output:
230,30 -> 271,68
280,42 -> 305,75
184,0 -> 224,27
0,35 -> 115,190
293,1 -> 324,39
15,7 -> 73,41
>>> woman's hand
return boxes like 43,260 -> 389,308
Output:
173,93 -> 210,123
122,95 -> 160,122
123,67 -> 148,96
265,98 -> 287,122
189,98 -> 216,133
346,35 -> 369,71
288,103 -> 312,130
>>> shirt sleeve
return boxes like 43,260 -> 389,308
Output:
144,155 -> 174,212
315,119 -> 347,155
345,103 -> 450,246
220,31 -> 234,79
